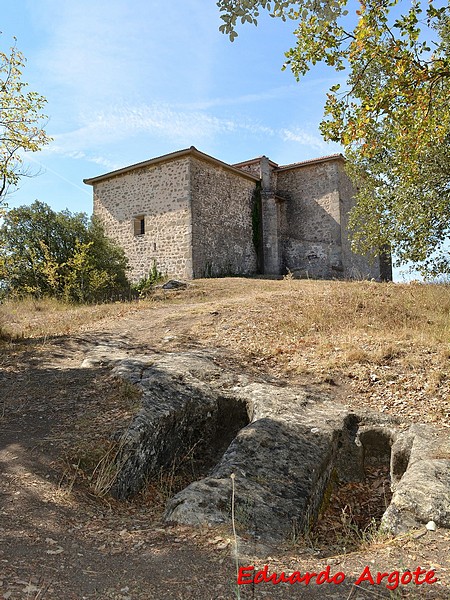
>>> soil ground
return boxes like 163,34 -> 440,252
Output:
0,278 -> 449,599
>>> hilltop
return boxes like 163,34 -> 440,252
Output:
0,278 -> 449,598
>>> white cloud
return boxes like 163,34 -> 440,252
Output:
183,87 -> 298,110
281,128 -> 327,151
25,0 -> 331,171
44,102 -> 325,157
180,77 -> 340,111
43,146 -> 118,170
47,104 -> 235,151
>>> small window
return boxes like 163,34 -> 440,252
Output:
134,216 -> 145,236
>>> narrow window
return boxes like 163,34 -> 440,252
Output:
134,216 -> 145,236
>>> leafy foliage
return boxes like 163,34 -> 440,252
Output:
251,181 -> 263,272
0,37 -> 51,202
132,260 -> 165,298
217,0 -> 450,276
0,201 -> 130,302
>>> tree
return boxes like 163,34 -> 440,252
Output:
1,36 -> 51,203
217,0 -> 450,276
0,201 -> 130,303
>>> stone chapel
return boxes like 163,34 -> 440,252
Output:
84,146 -> 392,282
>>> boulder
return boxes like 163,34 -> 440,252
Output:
162,279 -> 188,290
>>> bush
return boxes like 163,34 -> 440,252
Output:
0,201 -> 131,303
131,260 -> 165,298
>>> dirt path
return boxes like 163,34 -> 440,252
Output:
1,285 -> 449,599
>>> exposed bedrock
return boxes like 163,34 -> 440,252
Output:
81,345 -> 450,541
383,424 -> 450,533
109,352 -> 250,499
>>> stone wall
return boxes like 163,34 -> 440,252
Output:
235,157 -> 278,193
93,157 -> 193,282
277,159 -> 385,280
89,148 -> 391,283
235,161 -> 261,179
337,161 -> 382,280
277,161 -> 344,278
190,157 -> 257,278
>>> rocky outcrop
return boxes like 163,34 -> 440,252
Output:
81,345 -> 450,542
166,383 -> 353,539
109,351 -> 250,499
382,424 -> 450,533
161,279 -> 188,290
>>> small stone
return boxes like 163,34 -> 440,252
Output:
45,538 -> 58,545
216,541 -> 230,550
23,585 -> 40,594
46,547 -> 64,555
426,520 -> 437,531
209,536 -> 224,545
162,280 -> 187,290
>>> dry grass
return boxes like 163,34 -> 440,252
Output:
184,279 -> 450,425
52,376 -> 143,500
0,296 -> 136,340
0,281 -> 255,340
1,277 -> 449,425
3,278 -> 447,508
3,277 -> 449,348
1,278 -> 448,598
198,279 -> 450,362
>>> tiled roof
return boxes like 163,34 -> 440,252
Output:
276,153 -> 344,171
233,156 -> 279,168
84,148 -> 345,186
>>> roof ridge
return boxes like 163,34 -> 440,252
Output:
233,156 -> 279,168
277,153 -> 344,171
84,147 -> 259,185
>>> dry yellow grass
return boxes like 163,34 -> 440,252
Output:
185,279 -> 450,425
1,278 -> 449,426
0,296 -> 141,340
178,279 -> 449,369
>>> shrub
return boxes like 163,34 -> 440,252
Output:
0,201 -> 130,303
132,260 -> 165,298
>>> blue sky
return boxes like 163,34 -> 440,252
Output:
2,0 -> 343,216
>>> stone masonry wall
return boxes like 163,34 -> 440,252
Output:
93,158 -> 192,282
235,162 -> 261,179
190,157 -> 257,278
277,161 -> 344,278
237,159 -> 278,193
337,161 -> 382,280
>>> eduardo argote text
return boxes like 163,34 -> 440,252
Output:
238,564 -> 438,591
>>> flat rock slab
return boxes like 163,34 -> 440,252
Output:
81,345 -> 450,542
383,424 -> 450,533
166,383 -> 351,540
